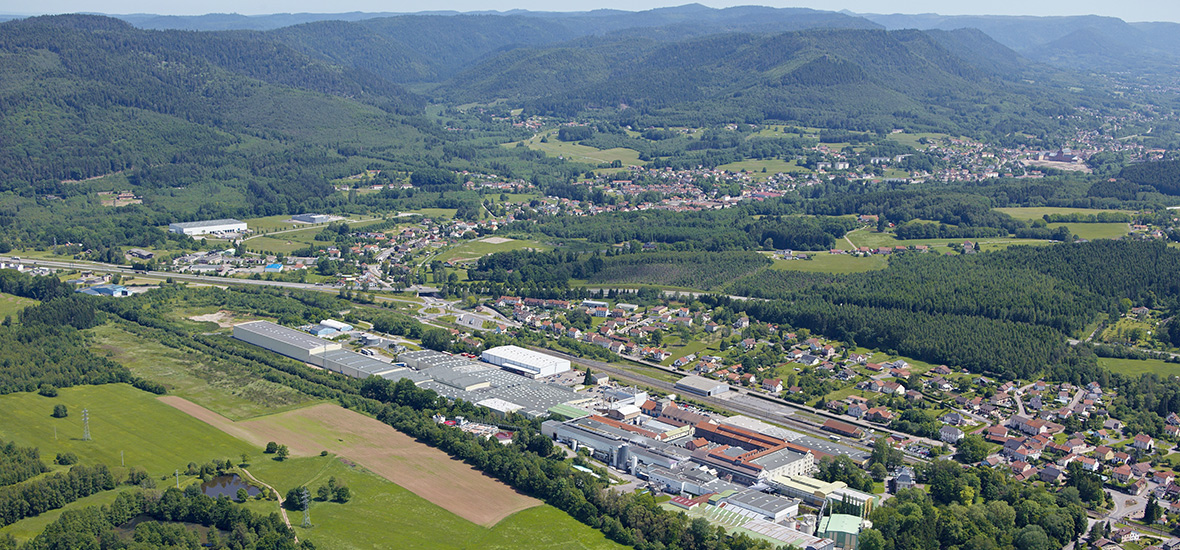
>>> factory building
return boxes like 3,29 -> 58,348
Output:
481,345 -> 571,378
235,333 -> 590,420
818,514 -> 868,550
769,476 -> 876,518
542,416 -> 689,470
292,213 -> 332,224
316,349 -> 405,379
320,319 -> 353,332
233,321 -> 341,362
721,490 -> 801,522
168,219 -> 247,235
675,375 -> 730,397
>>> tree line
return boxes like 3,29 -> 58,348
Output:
16,485 -> 307,550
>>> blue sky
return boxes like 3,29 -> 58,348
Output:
2,0 -> 1176,23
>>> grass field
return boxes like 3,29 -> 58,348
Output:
517,131 -> 644,166
845,228 -> 1052,252
885,132 -> 951,150
716,158 -> 810,176
0,292 -> 37,318
0,385 -> 623,550
1049,222 -> 1130,240
437,237 -> 552,263
413,208 -> 458,220
995,207 -> 1133,221
766,253 -> 888,274
1098,357 -> 1180,377
162,399 -> 540,526
90,324 -> 318,420
242,454 -> 624,550
0,384 -> 256,479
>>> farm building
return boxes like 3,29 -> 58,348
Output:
233,321 -> 341,362
675,375 -> 730,397
481,345 -> 571,378
168,219 -> 247,235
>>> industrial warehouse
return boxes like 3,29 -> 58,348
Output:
233,321 -> 590,418
234,320 -> 873,550
167,218 -> 248,235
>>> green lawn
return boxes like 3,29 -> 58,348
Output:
0,384 -> 256,479
244,214 -> 311,232
516,131 -> 644,166
413,208 -> 458,220
995,207 -> 1133,221
662,339 -> 711,367
1049,222 -> 1130,240
1099,357 -> 1180,377
845,228 -> 1052,252
717,158 -> 810,177
885,132 -> 951,150
241,454 -> 625,550
437,238 -> 552,263
0,292 -> 37,318
767,252 -> 888,274
90,324 -> 319,421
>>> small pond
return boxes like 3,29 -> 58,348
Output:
200,474 -> 262,499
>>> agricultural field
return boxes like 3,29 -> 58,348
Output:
518,131 -> 644,166
0,292 -> 37,318
241,454 -> 624,550
995,207 -> 1133,221
242,217 -> 387,255
89,324 -> 318,420
413,208 -> 459,220
885,132 -> 952,150
437,237 -> 552,264
1048,222 -> 1130,240
766,252 -> 888,274
162,399 -> 539,526
844,228 -> 1051,251
1098,357 -> 1180,377
716,158 -> 810,176
0,384 -> 256,479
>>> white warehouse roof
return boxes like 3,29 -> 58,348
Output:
481,345 -> 571,377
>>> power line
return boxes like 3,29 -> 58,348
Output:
301,488 -> 311,528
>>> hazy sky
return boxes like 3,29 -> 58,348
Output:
2,0 -> 1177,23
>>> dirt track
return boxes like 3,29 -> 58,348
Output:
159,397 -> 540,526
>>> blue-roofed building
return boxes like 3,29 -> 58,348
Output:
264,263 -> 283,273
307,324 -> 338,337
77,284 -> 132,297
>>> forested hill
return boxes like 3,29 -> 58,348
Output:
440,27 -> 1088,133
0,14 -> 429,188
863,12 -> 1180,73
